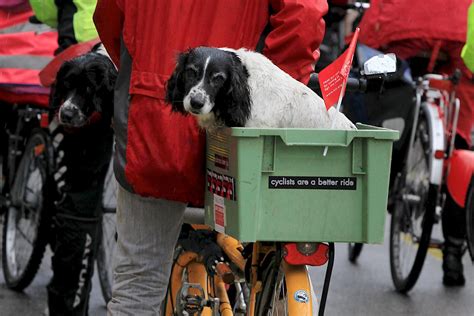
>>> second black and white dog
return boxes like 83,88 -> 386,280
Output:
51,44 -> 117,128
166,46 -> 355,130
46,44 -> 117,314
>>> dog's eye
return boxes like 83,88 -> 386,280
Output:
185,68 -> 198,80
211,73 -> 226,86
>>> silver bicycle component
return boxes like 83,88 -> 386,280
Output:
233,282 -> 247,315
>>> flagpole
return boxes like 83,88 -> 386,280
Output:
323,86 -> 345,156
320,27 -> 359,157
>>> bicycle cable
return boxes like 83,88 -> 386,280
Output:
318,242 -> 335,316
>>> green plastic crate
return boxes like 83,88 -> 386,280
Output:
204,124 -> 399,243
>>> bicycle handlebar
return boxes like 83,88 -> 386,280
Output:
308,73 -> 368,94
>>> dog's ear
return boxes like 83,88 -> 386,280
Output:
92,59 -> 117,119
220,52 -> 251,127
49,60 -> 74,110
87,57 -> 116,90
99,59 -> 118,93
165,51 -> 189,113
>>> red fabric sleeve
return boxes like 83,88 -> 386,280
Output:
93,0 -> 123,67
264,0 -> 328,84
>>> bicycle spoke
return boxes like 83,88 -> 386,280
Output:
15,223 -> 34,245
407,153 -> 425,172
268,268 -> 287,316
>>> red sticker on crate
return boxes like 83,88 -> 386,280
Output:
207,169 -> 236,201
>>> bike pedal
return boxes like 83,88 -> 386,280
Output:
176,283 -> 212,316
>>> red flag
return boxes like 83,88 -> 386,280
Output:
318,28 -> 360,110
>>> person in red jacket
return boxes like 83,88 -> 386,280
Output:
93,0 -> 328,313
358,0 -> 473,286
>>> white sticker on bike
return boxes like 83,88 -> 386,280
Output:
294,290 -> 309,303
214,194 -> 226,233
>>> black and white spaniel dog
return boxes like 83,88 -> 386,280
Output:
47,43 -> 116,190
50,44 -> 117,128
166,46 -> 355,130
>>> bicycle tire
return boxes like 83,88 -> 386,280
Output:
96,210 -> 116,304
389,111 -> 437,293
2,129 -> 52,291
348,243 -> 363,263
466,178 -> 474,261
96,158 -> 117,304
254,251 -> 315,316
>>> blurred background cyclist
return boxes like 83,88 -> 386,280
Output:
358,0 -> 473,287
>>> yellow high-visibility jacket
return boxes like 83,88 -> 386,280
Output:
29,0 -> 98,43
462,2 -> 474,72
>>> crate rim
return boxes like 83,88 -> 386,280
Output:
209,123 -> 400,147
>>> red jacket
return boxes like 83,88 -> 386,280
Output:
0,7 -> 57,86
0,7 -> 57,106
358,0 -> 472,48
94,0 -> 328,205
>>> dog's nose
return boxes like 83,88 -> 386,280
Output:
60,107 -> 77,122
190,97 -> 205,110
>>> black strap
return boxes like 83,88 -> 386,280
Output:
255,21 -> 272,53
255,5 -> 274,53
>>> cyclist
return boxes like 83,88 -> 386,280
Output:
26,1 -> 113,315
358,0 -> 473,286
93,0 -> 328,313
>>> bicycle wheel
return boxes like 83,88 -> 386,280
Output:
389,111 -> 437,293
466,178 -> 474,260
2,130 -> 52,290
96,159 -> 117,304
254,251 -> 316,316
348,243 -> 363,263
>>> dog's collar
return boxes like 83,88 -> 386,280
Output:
87,111 -> 103,125
58,111 -> 104,133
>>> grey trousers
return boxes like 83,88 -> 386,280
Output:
107,185 -> 186,315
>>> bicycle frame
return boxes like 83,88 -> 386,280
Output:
248,243 -> 316,316
165,227 -> 317,316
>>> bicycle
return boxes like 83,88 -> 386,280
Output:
1,104 -> 55,291
163,55 -> 398,316
0,99 -> 117,305
388,70 -> 474,293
